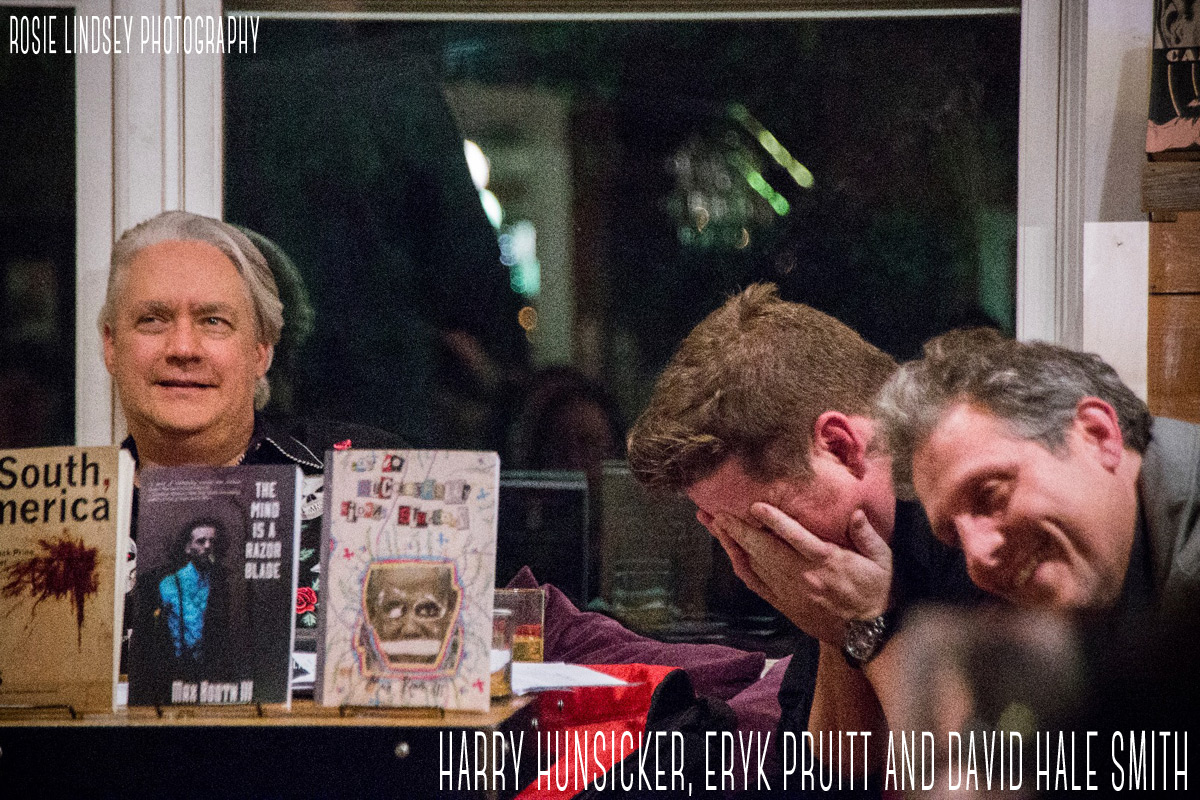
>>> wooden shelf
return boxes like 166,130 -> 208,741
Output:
0,696 -> 536,798
1143,161 -> 1200,215
1,696 -> 532,729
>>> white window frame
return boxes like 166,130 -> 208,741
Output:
41,0 -> 223,444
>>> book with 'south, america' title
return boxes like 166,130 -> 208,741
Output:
0,446 -> 135,713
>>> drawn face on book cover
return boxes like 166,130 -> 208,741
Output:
103,239 -> 270,446
363,562 -> 461,669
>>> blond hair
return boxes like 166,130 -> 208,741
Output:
628,283 -> 896,492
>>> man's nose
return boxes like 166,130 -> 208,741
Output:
956,515 -> 1004,574
165,321 -> 202,358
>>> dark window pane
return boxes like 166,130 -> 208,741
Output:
0,8 -> 76,447
226,18 -> 1018,455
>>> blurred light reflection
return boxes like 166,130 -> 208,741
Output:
728,103 -> 815,189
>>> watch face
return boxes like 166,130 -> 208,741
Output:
847,629 -> 874,659
845,615 -> 887,662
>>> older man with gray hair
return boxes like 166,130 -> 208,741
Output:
875,327 -> 1200,620
101,210 -> 401,471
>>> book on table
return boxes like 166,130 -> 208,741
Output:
315,449 -> 499,711
126,464 -> 301,708
0,446 -> 135,713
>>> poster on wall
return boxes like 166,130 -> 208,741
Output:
1148,0 -> 1200,155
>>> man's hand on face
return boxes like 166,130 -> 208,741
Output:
698,506 -> 892,644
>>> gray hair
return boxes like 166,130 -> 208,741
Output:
99,210 -> 285,410
875,328 -> 1152,499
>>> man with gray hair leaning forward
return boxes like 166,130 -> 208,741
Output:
874,327 -> 1200,621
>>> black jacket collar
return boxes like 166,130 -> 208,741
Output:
121,413 -> 405,475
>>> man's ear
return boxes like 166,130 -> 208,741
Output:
256,343 -> 274,379
102,324 -> 116,374
1074,397 -> 1125,471
812,411 -> 868,479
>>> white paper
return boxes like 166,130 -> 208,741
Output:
292,652 -> 316,690
511,662 -> 631,695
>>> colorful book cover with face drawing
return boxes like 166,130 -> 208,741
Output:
0,446 -> 135,713
315,450 -> 499,711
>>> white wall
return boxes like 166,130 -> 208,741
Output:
1085,0 -> 1153,224
1080,0 -> 1153,399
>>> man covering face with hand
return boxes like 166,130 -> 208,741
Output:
627,284 -> 980,747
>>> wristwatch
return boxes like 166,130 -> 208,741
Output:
842,611 -> 894,668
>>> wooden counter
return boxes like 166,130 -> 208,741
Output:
0,697 -> 537,799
